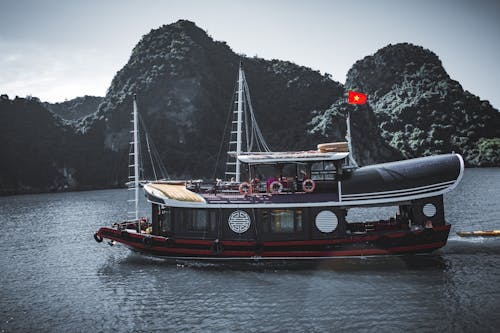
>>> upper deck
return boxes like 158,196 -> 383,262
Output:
144,153 -> 464,209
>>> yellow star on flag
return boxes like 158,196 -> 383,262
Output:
348,90 -> 367,104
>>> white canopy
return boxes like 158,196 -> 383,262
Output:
236,151 -> 349,164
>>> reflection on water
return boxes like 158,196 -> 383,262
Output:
0,169 -> 500,332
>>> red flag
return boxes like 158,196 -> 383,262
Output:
348,90 -> 367,104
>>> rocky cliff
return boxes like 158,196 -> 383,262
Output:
343,43 -> 500,166
0,95 -> 123,194
1,22 -> 499,194
44,95 -> 103,121
80,20 -> 357,180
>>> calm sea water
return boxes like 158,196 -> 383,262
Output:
1,169 -> 499,333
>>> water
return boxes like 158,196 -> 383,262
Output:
1,169 -> 499,333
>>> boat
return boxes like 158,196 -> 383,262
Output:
456,230 -> 500,237
94,62 -> 464,260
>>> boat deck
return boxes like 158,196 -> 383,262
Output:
200,191 -> 339,205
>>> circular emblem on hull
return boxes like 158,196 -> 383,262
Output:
228,210 -> 251,234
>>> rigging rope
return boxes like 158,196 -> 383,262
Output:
214,63 -> 272,180
213,79 -> 238,180
138,113 -> 170,180
242,70 -> 271,152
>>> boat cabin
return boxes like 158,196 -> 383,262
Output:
142,151 -> 460,256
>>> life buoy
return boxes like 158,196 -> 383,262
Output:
302,179 -> 316,193
270,181 -> 283,194
239,182 -> 252,195
143,236 -> 153,247
94,233 -> 103,243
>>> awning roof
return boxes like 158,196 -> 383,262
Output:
236,151 -> 349,164
146,183 -> 205,203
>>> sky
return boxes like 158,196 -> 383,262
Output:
0,0 -> 499,108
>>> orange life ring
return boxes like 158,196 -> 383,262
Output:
239,182 -> 252,195
270,181 -> 283,194
302,179 -> 316,193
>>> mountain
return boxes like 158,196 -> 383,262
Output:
80,20 -> 366,180
309,100 -> 402,164
1,21 -> 499,195
0,95 -> 123,194
343,43 -> 500,166
0,96 -> 75,194
44,95 -> 104,121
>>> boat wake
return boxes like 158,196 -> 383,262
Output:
441,237 -> 500,255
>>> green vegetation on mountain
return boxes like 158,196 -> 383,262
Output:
342,43 -> 500,166
1,22 -> 498,194
44,95 -> 103,121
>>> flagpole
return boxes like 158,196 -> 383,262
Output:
346,107 -> 358,168
346,90 -> 365,168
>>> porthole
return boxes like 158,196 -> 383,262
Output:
315,210 -> 338,233
423,203 -> 437,218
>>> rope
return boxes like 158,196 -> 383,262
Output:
138,113 -> 170,180
242,70 -> 271,152
213,79 -> 238,180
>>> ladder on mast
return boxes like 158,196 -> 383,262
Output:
224,61 -> 271,182
225,63 -> 245,182
128,95 -> 140,222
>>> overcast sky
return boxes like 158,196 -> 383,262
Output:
0,0 -> 499,108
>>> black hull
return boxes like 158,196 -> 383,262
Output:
97,225 -> 450,260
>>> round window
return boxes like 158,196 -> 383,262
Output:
315,210 -> 338,233
423,203 -> 437,218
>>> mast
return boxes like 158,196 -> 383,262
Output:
133,96 -> 139,222
128,95 -> 141,229
224,61 -> 271,182
235,62 -> 244,183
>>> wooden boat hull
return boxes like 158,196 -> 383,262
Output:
96,225 -> 450,260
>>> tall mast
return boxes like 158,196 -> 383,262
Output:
133,95 -> 139,222
224,61 -> 270,182
235,62 -> 244,183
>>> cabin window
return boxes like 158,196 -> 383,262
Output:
159,207 -> 172,234
315,210 -> 338,233
311,161 -> 336,180
188,210 -> 209,232
178,209 -> 217,233
264,209 -> 303,233
422,203 -> 437,218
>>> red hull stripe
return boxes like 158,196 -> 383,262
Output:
174,239 -> 214,246
104,235 -> 445,258
97,226 -> 450,258
264,236 -> 378,246
173,239 -> 257,247
261,241 -> 446,257
220,240 -> 257,246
